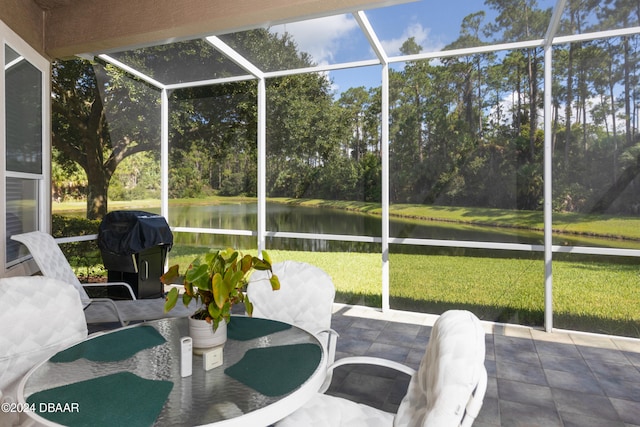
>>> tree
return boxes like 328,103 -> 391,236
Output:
444,11 -> 491,140
52,59 -> 160,219
169,80 -> 258,197
165,30 -> 341,200
485,0 -> 550,161
266,72 -> 341,198
338,86 -> 374,161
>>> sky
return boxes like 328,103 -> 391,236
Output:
267,0 -> 559,96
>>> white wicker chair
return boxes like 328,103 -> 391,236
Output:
11,231 -> 194,326
248,260 -> 338,392
0,276 -> 88,427
276,310 -> 487,427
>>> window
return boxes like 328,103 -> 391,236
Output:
2,22 -> 50,272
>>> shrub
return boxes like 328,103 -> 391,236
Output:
52,214 -> 105,281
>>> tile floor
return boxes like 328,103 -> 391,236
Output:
325,304 -> 640,427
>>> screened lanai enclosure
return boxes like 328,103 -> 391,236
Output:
41,0 -> 640,337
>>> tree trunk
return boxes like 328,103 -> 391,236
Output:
85,166 -> 111,220
609,61 -> 618,181
623,36 -> 631,146
564,43 -> 574,169
528,50 -> 538,161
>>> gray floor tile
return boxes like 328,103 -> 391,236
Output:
485,376 -> 499,399
538,352 -> 590,375
579,345 -> 630,365
405,347 -> 424,369
494,338 -> 541,366
551,388 -> 621,422
497,378 -> 555,408
339,326 -> 381,342
496,349 -> 541,366
336,338 -> 372,356
559,410 -> 626,427
494,335 -> 537,353
611,397 -> 640,425
496,360 -> 548,386
598,376 -> 640,402
381,321 -> 422,336
349,317 -> 387,330
499,399 -> 562,427
534,340 -> 581,359
587,358 -> 640,383
485,359 -> 497,377
623,350 -> 640,368
383,376 -> 411,412
410,332 -> 430,350
544,368 -> 604,395
328,369 -> 395,409
365,341 -> 411,363
375,325 -> 420,346
475,396 -> 501,426
485,337 -> 497,361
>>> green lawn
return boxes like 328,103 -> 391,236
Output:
166,247 -> 640,338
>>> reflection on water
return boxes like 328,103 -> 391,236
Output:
130,202 -> 638,252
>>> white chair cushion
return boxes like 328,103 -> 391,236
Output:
10,231 -> 89,300
276,393 -> 394,427
0,276 -> 88,399
394,310 -> 485,427
248,260 -> 335,334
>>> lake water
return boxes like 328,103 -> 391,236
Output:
134,202 -> 636,252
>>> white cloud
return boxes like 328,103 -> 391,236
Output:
268,17 -> 446,66
381,22 -> 444,56
269,15 -> 359,65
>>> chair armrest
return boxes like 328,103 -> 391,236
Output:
316,328 -> 340,347
83,282 -> 137,300
316,328 -> 340,339
314,328 -> 340,393
89,297 -> 129,327
329,356 -> 416,377
315,328 -> 339,364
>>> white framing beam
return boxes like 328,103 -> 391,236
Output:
381,63 -> 390,312
257,77 -> 267,253
161,88 -> 169,220
542,0 -> 567,333
354,11 -> 388,64
205,36 -> 264,79
98,54 -> 165,89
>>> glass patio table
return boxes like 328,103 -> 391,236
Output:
18,316 -> 326,427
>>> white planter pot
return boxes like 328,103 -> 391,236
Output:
188,316 -> 227,352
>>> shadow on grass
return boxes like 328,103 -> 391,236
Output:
553,312 -> 640,338
337,292 -> 640,339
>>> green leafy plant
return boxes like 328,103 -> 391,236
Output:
161,248 -> 280,330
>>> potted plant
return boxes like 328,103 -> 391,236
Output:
161,248 -> 280,349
